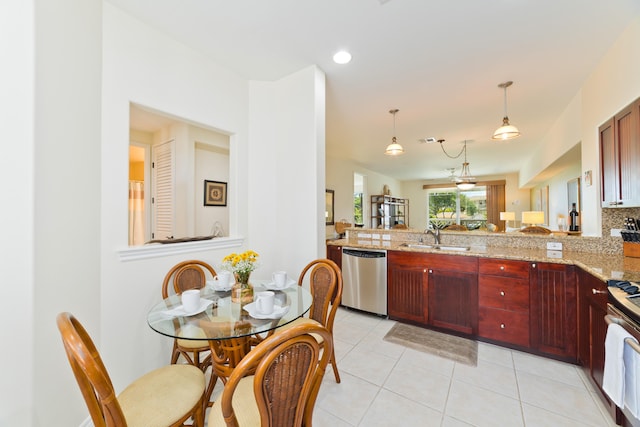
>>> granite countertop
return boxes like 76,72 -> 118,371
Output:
328,238 -> 640,283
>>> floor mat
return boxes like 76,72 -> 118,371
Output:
383,322 -> 478,366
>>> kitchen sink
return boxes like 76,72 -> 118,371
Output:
436,245 -> 470,252
404,243 -> 435,249
401,243 -> 470,251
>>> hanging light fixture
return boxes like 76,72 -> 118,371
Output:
492,81 -> 520,140
438,139 -> 476,190
384,109 -> 404,155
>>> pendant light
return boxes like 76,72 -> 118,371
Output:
439,139 -> 476,190
384,109 -> 404,155
492,81 -> 520,140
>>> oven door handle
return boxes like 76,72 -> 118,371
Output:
605,314 -> 640,355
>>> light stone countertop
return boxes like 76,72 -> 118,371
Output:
328,229 -> 640,283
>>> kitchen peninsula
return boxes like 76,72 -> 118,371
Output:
327,227 -> 637,424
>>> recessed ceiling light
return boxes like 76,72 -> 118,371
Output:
333,50 -> 352,64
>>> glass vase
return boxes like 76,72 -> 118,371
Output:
231,273 -> 254,304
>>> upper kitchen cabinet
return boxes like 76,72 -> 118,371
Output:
371,195 -> 409,229
600,97 -> 640,208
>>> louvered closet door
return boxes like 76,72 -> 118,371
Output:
151,140 -> 175,240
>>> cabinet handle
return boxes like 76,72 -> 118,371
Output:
500,323 -> 505,329
428,269 -> 433,274
592,289 -> 607,295
532,263 -> 536,268
500,266 -> 505,271
424,269 -> 427,273
500,291 -> 505,296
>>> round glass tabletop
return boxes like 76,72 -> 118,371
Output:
147,279 -> 312,341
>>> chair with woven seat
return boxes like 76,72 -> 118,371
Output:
57,312 -> 205,427
275,258 -> 342,383
207,322 -> 332,427
162,260 -> 218,371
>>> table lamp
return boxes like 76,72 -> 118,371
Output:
500,211 -> 515,231
521,211 -> 550,234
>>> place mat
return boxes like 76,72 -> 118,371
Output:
384,322 -> 478,366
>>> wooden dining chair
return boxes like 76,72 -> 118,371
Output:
275,258 -> 342,383
56,312 -> 205,427
162,260 -> 217,371
207,323 -> 333,427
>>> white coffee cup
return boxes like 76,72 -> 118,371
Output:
255,291 -> 275,315
272,271 -> 287,288
213,271 -> 232,289
181,289 -> 201,313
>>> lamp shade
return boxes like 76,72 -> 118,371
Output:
500,212 -> 515,221
492,121 -> 520,140
522,211 -> 544,225
385,139 -> 404,155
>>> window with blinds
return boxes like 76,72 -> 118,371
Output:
151,140 -> 175,239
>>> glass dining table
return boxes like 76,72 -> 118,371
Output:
147,279 -> 312,408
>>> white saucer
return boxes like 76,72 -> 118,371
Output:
206,280 -> 234,292
263,279 -> 296,290
163,299 -> 214,317
244,302 -> 290,319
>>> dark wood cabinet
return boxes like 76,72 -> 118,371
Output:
530,262 -> 577,361
478,258 -> 531,347
326,243 -> 342,271
577,268 -> 615,416
600,97 -> 640,208
428,254 -> 478,335
387,251 -> 478,334
387,251 -> 429,324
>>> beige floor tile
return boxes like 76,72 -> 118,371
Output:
384,358 -> 452,411
359,388 -> 444,427
445,380 -> 524,427
522,402 -> 618,427
353,332 -> 406,360
315,371 -> 380,425
312,407 -> 355,427
453,357 -> 519,399
516,370 -> 610,425
441,415 -> 475,427
477,341 -> 515,368
513,351 -> 584,387
338,344 -> 398,386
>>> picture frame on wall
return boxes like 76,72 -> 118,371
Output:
204,180 -> 227,206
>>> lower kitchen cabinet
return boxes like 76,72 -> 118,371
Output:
326,243 -> 342,271
530,262 -> 577,361
387,251 -> 429,324
428,254 -> 478,335
577,268 -> 615,416
478,258 -> 531,347
387,251 -> 478,334
387,252 -> 580,363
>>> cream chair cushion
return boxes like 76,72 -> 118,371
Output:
118,364 -> 204,427
208,375 -> 260,426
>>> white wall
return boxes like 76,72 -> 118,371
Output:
325,156 -> 401,235
248,65 -> 326,272
0,4 -> 327,426
0,1 -> 35,425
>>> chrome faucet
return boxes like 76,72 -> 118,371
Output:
422,228 -> 441,245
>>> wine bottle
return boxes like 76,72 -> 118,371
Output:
569,203 -> 580,232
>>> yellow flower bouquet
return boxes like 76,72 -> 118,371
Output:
221,250 -> 259,285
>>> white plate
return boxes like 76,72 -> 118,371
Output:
263,279 -> 297,290
206,280 -> 234,292
162,299 -> 214,317
244,302 -> 290,319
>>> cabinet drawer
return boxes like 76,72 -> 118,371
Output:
479,307 -> 530,347
479,276 -> 529,311
479,258 -> 529,279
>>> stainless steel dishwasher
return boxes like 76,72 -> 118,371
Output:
341,247 -> 387,316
